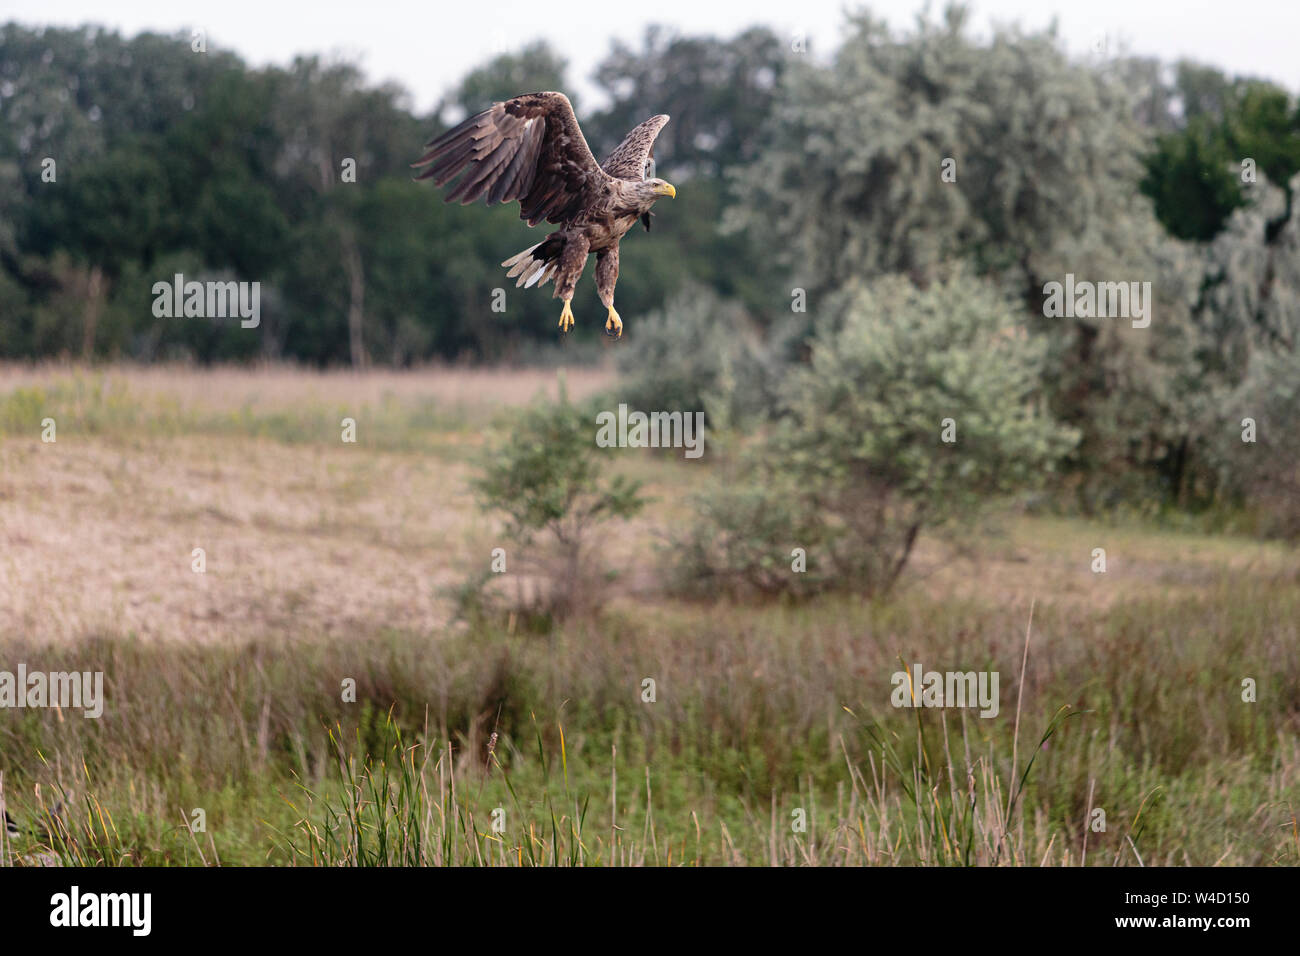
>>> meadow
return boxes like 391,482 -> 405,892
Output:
0,363 -> 1296,866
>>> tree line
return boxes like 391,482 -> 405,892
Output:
2,16 -> 1296,369
0,22 -> 786,364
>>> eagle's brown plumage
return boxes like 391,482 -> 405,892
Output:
413,92 -> 674,338
599,113 -> 670,181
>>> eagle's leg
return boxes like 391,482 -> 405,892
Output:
596,245 -> 622,339
554,234 -> 589,335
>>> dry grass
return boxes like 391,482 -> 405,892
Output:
905,513 -> 1299,611
1,434 -> 471,642
0,363 -> 620,643
0,360 -> 616,417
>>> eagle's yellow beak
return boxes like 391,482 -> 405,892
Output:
655,182 -> 676,199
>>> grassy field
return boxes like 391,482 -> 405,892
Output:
0,363 -> 1297,866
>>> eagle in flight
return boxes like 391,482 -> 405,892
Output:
413,92 -> 674,339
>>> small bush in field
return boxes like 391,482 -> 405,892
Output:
666,469 -> 827,598
673,271 -> 1077,598
471,381 -> 647,621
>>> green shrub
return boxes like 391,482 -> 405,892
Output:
666,468 -> 826,598
673,271 -> 1077,597
471,380 -> 647,621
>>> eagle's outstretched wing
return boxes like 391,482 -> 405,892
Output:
412,91 -> 608,227
600,114 -> 669,181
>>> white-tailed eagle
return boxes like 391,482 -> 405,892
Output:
413,92 -> 674,339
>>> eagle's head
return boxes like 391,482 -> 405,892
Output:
647,177 -> 676,199
637,177 -> 676,204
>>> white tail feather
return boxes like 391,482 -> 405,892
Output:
517,259 -> 546,288
524,261 -> 553,288
501,242 -> 540,269
505,240 -> 561,290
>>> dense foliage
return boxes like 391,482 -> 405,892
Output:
672,272 -> 1073,596
0,22 -> 782,363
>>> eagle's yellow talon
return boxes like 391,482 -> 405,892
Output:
558,299 -> 575,333
604,306 -> 623,339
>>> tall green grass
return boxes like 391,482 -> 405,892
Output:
2,577 -> 1297,865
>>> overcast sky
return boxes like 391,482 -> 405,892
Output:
8,0 -> 1297,113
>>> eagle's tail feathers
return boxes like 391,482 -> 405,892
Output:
505,237 -> 562,289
